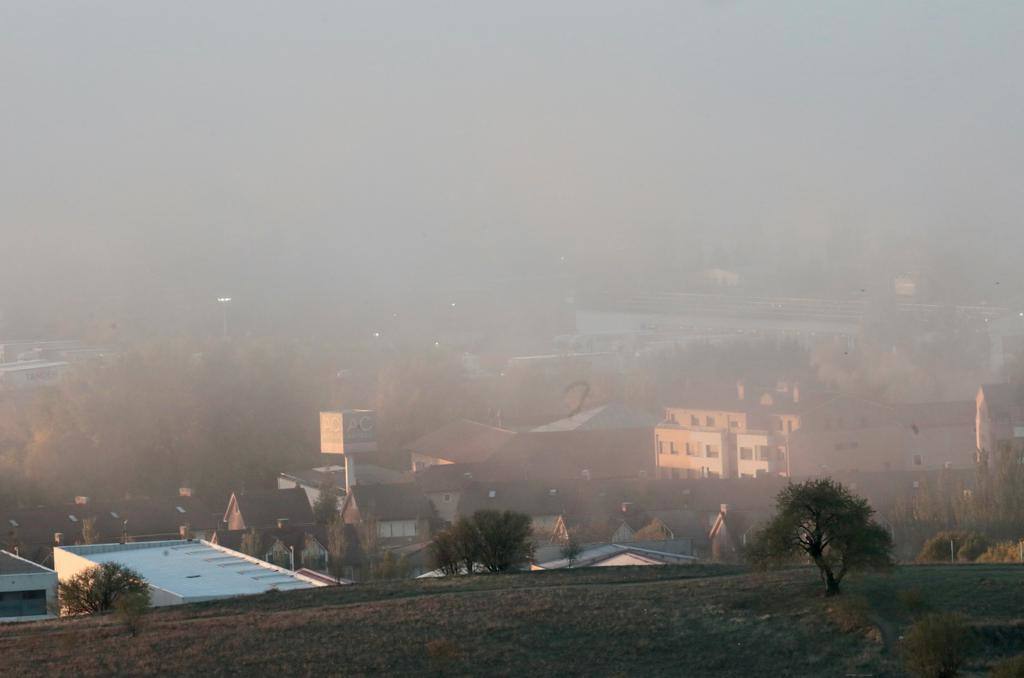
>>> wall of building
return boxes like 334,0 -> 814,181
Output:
0,568 -> 58,622
656,427 -> 729,478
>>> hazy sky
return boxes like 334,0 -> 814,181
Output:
3,1 -> 1023,311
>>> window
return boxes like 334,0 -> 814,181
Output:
657,440 -> 664,454
705,416 -> 715,427
377,520 -> 417,538
777,447 -> 787,461
739,447 -> 753,461
787,420 -> 794,434
686,442 -> 695,456
669,412 -> 677,423
443,493 -> 452,503
671,469 -> 680,480
488,490 -> 497,498
913,454 -> 923,467
68,515 -> 77,522
756,446 -> 769,461
729,419 -> 738,429
175,506 -> 186,514
774,419 -> 783,431
690,415 -> 699,426
8,519 -> 17,528
669,442 -> 678,455
0,590 -> 47,618
706,445 -> 719,458
109,512 -> 119,519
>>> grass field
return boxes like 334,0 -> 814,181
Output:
3,564 -> 1024,676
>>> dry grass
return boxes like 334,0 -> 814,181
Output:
3,564 -> 1024,676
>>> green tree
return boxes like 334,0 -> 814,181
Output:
747,478 -> 893,596
313,480 -> 341,525
473,510 -> 534,573
59,562 -> 150,615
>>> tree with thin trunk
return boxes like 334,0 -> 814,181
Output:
59,562 -> 150,615
747,478 -> 893,596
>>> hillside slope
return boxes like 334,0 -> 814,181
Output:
3,564 -> 1024,676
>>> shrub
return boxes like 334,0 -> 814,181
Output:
977,541 -> 1022,564
917,532 -> 988,563
827,595 -> 873,634
472,510 -> 534,573
59,562 -> 150,616
991,654 -> 1024,678
114,591 -> 150,637
956,533 -> 991,562
902,612 -> 973,678
897,588 -> 931,618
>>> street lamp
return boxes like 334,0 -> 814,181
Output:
217,297 -> 232,338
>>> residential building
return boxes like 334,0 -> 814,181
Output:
656,381 -> 802,479
209,524 -> 329,572
455,482 -> 571,542
405,419 -> 516,472
340,484 -> 436,546
0,550 -> 58,622
222,487 -> 315,531
277,463 -> 409,507
0,491 -> 219,566
53,540 -> 325,607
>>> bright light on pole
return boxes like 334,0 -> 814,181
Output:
217,297 -> 232,338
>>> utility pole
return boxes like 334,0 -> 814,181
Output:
217,297 -> 232,338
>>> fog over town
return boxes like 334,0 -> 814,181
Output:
2,3 -> 1024,676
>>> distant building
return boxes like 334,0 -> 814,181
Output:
530,403 -> 658,433
976,383 -> 1024,461
340,484 -> 436,546
277,463 -> 409,507
53,540 -> 325,607
655,381 -> 803,479
987,314 -> 1024,376
210,524 -> 329,572
0,360 -> 69,389
0,550 -> 58,622
222,488 -> 315,531
405,419 -> 516,472
0,491 -> 219,566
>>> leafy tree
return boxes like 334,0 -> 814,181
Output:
473,510 -> 534,573
747,478 -> 893,596
450,516 -> 483,574
560,536 -> 582,567
81,516 -> 100,545
313,480 -> 341,525
59,562 -> 150,615
240,527 -> 262,558
428,529 -> 462,577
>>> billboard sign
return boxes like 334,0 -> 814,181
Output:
321,410 -> 377,455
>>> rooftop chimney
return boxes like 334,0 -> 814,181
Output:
54,532 -> 63,545
736,380 -> 745,401
179,486 -> 193,498
74,496 -> 89,505
179,524 -> 191,539
720,503 -> 729,515
277,518 -> 289,529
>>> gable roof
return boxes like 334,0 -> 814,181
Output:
348,484 -> 435,522
0,549 -> 55,575
531,403 -> 659,432
227,488 -> 314,529
492,429 -> 655,480
456,482 -> 570,518
280,463 -> 408,490
1,495 -> 219,562
536,543 -> 697,569
404,420 -> 517,464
